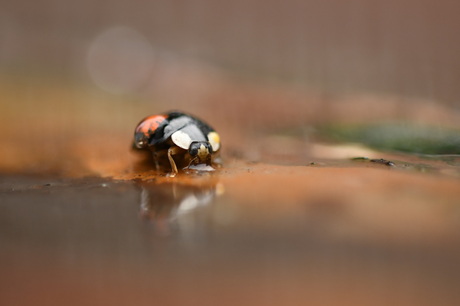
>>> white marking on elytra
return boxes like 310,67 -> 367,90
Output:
171,130 -> 192,149
207,132 -> 220,152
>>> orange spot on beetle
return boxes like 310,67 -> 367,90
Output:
135,115 -> 167,136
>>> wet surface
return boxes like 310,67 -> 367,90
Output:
2,156 -> 460,305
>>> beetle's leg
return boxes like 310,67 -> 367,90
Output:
167,146 -> 181,175
152,151 -> 161,171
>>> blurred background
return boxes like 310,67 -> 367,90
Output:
2,0 -> 460,101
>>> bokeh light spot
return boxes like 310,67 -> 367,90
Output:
86,26 -> 154,94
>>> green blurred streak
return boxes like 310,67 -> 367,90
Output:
321,123 -> 460,155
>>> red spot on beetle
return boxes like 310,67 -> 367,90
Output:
135,115 -> 166,136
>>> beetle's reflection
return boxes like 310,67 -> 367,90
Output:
137,180 -> 224,236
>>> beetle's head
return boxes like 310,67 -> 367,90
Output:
188,141 -> 213,164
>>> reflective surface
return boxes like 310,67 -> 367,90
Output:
1,161 -> 460,305
138,179 -> 223,236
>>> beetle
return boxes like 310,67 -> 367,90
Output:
133,111 -> 221,175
